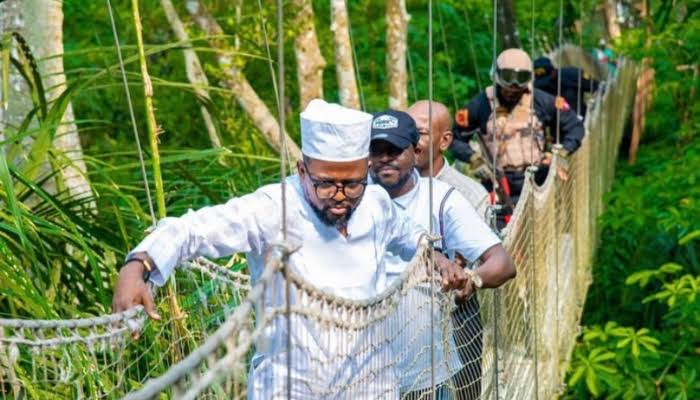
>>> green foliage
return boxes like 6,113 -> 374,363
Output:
565,3 -> 700,398
613,3 -> 700,145
567,248 -> 700,398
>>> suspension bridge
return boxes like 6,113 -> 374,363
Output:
0,0 -> 639,398
0,48 -> 637,398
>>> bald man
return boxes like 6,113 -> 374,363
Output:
409,100 -> 509,399
408,100 -> 490,221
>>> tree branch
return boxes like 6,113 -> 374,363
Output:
160,0 -> 222,148
186,0 -> 301,161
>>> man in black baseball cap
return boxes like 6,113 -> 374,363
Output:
369,110 -> 515,399
368,109 -> 420,197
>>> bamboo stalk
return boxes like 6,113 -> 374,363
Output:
131,0 -> 189,361
131,0 -> 165,219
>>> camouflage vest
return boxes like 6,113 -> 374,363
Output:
484,85 -> 545,170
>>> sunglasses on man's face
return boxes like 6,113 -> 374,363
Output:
496,68 -> 532,87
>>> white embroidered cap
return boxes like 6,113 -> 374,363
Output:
300,99 -> 373,162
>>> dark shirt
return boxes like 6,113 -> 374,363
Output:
451,87 -> 585,163
534,67 -> 600,117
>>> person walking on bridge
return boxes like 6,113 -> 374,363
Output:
533,56 -> 600,118
451,48 -> 585,228
112,99 -> 471,399
369,109 -> 515,399
408,100 -> 490,221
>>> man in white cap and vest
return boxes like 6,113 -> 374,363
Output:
112,99 -> 470,399
369,109 -> 515,399
451,48 -> 585,228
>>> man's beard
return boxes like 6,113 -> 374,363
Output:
309,202 -> 356,229
303,188 -> 357,229
371,167 -> 413,193
497,85 -> 527,108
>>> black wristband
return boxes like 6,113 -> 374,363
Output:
125,256 -> 153,283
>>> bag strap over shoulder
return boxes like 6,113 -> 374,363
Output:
438,187 -> 456,252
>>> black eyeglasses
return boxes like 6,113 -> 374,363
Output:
303,162 -> 367,200
496,68 -> 532,87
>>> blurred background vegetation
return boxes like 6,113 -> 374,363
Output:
0,0 -> 698,398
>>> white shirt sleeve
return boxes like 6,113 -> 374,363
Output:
128,188 -> 280,286
442,190 -> 501,263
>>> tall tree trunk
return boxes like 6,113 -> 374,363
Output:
1,1 -> 33,141
292,0 -> 326,110
386,0 -> 409,110
629,0 -> 654,165
160,0 -> 222,148
330,0 -> 360,109
603,0 -> 622,39
497,0 -> 520,49
1,0 -> 92,199
186,0 -> 301,162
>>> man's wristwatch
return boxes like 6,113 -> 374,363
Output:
125,254 -> 154,283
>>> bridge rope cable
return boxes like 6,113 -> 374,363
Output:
427,0 -> 437,395
490,0 -> 502,396
272,1 -> 293,398
577,0 -> 584,116
406,46 -> 418,104
556,0 -> 564,145
463,6 -> 483,92
555,1 -> 565,393
436,3 -> 459,111
346,3 -> 366,112
406,45 -> 419,103
105,0 -> 156,226
529,0 -> 541,397
256,0 -> 280,129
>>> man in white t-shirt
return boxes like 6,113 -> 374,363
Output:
369,109 -> 516,399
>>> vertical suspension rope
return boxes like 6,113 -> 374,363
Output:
427,0 -> 436,396
275,0 -> 287,240
577,0 -> 583,116
529,0 -> 541,398
406,46 -> 418,103
529,0 -> 537,163
490,0 -> 501,398
554,0 -> 565,393
257,0 -> 279,120
436,4 -> 458,111
555,0 -> 564,144
346,10 -> 366,111
274,1 -> 291,399
105,0 -> 156,226
463,7 -> 483,92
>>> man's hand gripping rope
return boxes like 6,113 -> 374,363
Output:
425,234 -> 481,301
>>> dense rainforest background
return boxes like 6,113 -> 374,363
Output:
0,0 -> 698,398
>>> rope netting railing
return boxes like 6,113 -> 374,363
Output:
0,47 -> 636,399
0,256 -> 250,399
